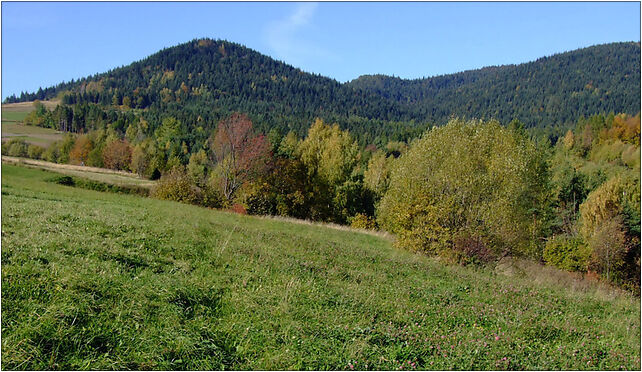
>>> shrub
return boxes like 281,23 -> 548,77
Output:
6,139 -> 28,157
245,186 -> 277,216
151,167 -> 202,205
230,203 -> 247,215
57,134 -> 76,164
589,139 -> 627,164
48,175 -> 75,186
43,142 -> 61,163
86,145 -> 105,167
45,174 -> 149,196
200,184 -> 224,209
588,216 -> 628,283
543,235 -> 590,272
621,145 -> 640,169
242,157 -> 311,219
449,231 -> 496,266
350,213 -> 376,230
377,119 -> 551,259
27,144 -> 45,160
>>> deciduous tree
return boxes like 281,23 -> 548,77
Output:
210,113 -> 271,202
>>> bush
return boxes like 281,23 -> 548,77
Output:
377,119 -> 551,259
48,175 -> 75,186
588,216 -> 629,283
200,184 -> 224,209
621,145 -> 640,169
27,144 -> 45,159
57,134 -> 76,164
43,142 -> 61,163
245,186 -> 277,216
5,139 -> 28,157
69,135 -> 93,165
45,174 -> 149,196
350,213 -> 376,230
230,203 -> 247,215
448,232 -> 496,266
151,167 -> 202,205
543,235 -> 590,272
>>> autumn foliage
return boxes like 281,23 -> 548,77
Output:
69,135 -> 93,165
210,113 -> 271,202
102,139 -> 132,170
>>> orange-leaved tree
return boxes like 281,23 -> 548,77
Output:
102,139 -> 132,170
69,135 -> 93,165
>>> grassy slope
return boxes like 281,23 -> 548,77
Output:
1,164 -> 640,370
1,122 -> 64,146
2,101 -> 64,146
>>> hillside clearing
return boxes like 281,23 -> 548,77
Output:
2,101 -> 64,146
1,123 -> 64,146
2,100 -> 60,113
1,164 -> 639,370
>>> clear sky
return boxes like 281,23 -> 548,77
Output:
2,1 -> 640,100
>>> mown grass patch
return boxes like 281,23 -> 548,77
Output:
1,111 -> 30,123
1,122 -> 64,146
2,164 -> 640,370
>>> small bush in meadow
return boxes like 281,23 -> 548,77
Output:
151,167 -> 202,205
27,144 -> 45,160
450,232 -> 496,266
5,139 -> 28,157
350,213 -> 377,230
48,175 -> 75,186
44,141 -> 61,163
588,216 -> 629,283
102,139 -> 132,170
543,235 -> 591,272
230,203 -> 247,215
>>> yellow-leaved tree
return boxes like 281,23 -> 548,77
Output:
377,119 -> 551,263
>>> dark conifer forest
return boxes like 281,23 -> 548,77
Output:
5,39 -> 640,144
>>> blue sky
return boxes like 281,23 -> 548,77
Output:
2,2 -> 640,100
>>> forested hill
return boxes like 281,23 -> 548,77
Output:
4,39 -> 406,141
347,42 -> 641,127
5,39 -> 640,137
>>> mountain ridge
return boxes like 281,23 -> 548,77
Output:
5,38 -> 640,139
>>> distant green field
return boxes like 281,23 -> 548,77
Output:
2,164 -> 640,370
1,111 -> 29,123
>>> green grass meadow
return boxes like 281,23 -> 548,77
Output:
1,164 -> 640,370
1,122 -> 64,146
1,111 -> 30,123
